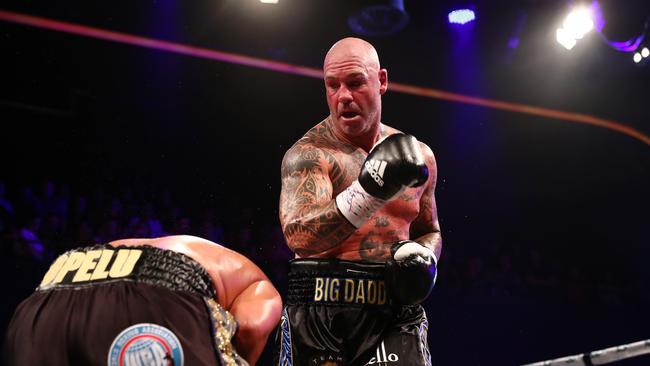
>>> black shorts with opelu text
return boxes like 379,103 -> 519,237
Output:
3,244 -> 229,366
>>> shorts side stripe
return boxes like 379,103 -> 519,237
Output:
278,308 -> 294,366
419,315 -> 432,366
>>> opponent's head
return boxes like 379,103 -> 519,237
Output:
323,37 -> 388,140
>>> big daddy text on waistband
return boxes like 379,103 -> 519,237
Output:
287,259 -> 390,306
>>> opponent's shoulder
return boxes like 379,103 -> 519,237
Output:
166,236 -> 265,274
153,235 -> 221,247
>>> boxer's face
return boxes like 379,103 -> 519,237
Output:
324,52 -> 387,139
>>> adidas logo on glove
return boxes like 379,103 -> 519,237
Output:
364,159 -> 387,187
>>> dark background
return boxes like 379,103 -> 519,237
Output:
1,0 -> 649,364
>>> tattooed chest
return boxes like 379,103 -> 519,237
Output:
339,222 -> 410,261
338,200 -> 421,261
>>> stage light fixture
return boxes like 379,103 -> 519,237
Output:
448,9 -> 475,25
633,52 -> 642,63
563,7 -> 594,39
556,5 -> 594,50
642,47 -> 649,58
556,27 -> 577,50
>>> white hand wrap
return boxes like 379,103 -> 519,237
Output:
335,180 -> 386,228
393,241 -> 438,264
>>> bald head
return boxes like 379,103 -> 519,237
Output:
324,37 -> 381,71
322,37 -> 388,146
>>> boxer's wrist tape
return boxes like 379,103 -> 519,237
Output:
392,241 -> 439,285
393,241 -> 438,264
335,180 -> 386,228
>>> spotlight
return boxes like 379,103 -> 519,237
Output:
633,52 -> 642,63
556,27 -> 577,50
642,47 -> 650,58
562,7 -> 594,39
556,5 -> 594,50
448,9 -> 475,25
259,0 -> 278,3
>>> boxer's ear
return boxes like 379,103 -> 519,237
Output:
378,69 -> 388,95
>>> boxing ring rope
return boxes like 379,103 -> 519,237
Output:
522,339 -> 650,366
1,9 -> 649,146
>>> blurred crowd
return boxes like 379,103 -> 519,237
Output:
0,180 -> 646,310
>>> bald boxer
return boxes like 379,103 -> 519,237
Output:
4,235 -> 282,366
277,37 -> 442,365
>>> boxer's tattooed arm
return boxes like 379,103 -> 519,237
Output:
280,143 -> 356,256
410,146 -> 442,259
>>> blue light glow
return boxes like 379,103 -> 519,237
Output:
448,9 -> 475,25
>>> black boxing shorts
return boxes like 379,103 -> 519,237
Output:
3,244 -> 248,366
276,259 -> 432,366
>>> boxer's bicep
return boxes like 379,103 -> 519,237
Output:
229,280 -> 282,365
279,144 -> 356,255
279,144 -> 334,226
217,248 -> 281,365
410,146 -> 442,258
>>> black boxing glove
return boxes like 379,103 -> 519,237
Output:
359,134 -> 429,200
336,134 -> 429,227
386,240 -> 437,305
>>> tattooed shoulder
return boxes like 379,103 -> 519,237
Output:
281,142 -> 322,178
308,120 -> 359,154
